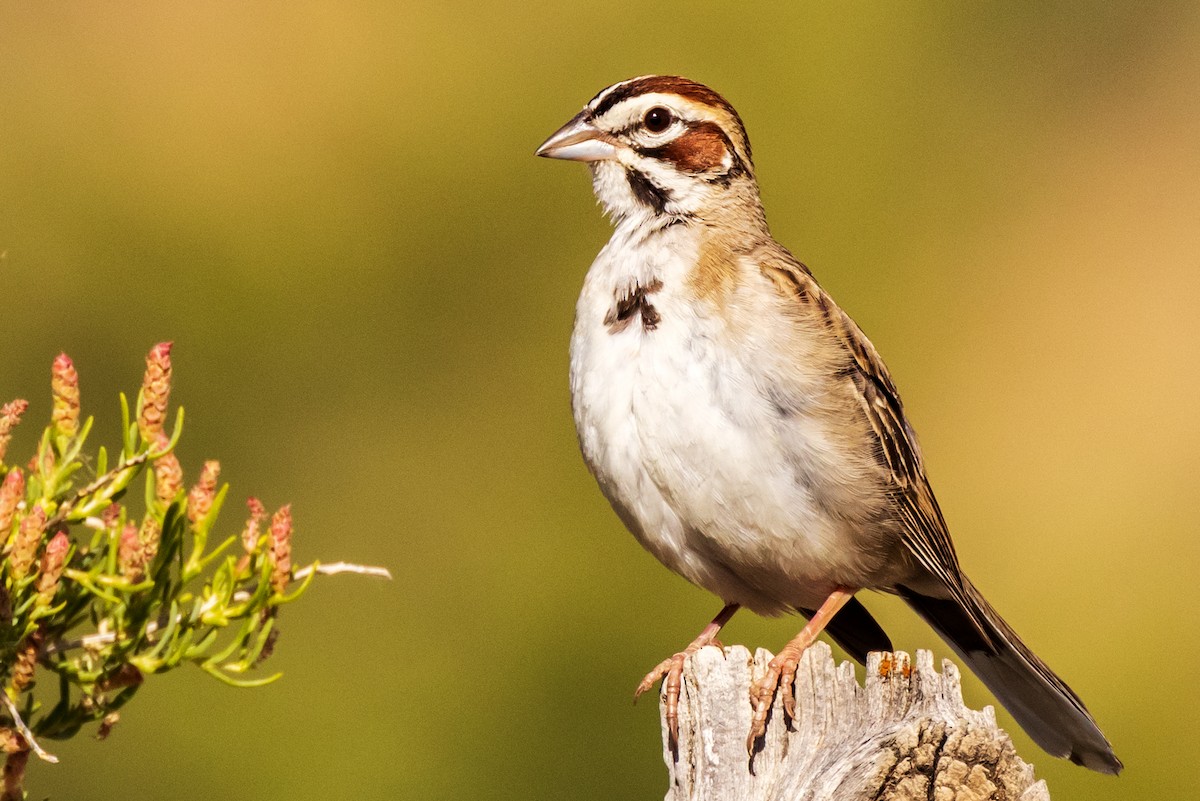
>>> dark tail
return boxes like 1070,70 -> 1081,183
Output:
898,578 -> 1122,774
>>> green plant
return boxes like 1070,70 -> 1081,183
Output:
0,345 -> 387,799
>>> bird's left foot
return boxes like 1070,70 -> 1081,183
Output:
745,589 -> 855,754
746,644 -> 804,753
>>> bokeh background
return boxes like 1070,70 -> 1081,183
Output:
2,2 -> 1198,799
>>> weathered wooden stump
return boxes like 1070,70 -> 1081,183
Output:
660,642 -> 1049,801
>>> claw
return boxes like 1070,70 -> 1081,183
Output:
780,658 -> 799,720
634,654 -> 679,700
746,653 -> 798,754
632,603 -> 742,755
743,588 -> 856,754
636,652 -> 689,750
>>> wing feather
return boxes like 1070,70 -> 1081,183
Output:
759,251 -> 991,643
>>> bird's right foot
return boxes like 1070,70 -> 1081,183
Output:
635,647 -> 701,751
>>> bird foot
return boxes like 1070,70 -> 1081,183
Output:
746,646 -> 803,753
632,603 -> 740,753
635,648 -> 697,750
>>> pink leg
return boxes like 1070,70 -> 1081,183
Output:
636,603 -> 740,749
746,588 -> 855,753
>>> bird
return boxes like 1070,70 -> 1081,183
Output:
535,75 -> 1121,774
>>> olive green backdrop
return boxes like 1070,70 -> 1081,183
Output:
2,2 -> 1197,799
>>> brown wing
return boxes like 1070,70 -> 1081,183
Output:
759,251 -> 990,641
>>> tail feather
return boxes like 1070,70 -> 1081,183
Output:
898,578 -> 1122,775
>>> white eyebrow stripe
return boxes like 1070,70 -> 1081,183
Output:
588,75 -> 654,111
594,92 -> 731,132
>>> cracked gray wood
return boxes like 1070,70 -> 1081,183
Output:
659,642 -> 1050,801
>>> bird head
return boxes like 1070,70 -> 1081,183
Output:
537,76 -> 763,227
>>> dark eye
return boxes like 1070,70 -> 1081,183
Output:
643,106 -> 674,133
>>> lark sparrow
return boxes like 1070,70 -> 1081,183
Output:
536,76 -> 1120,774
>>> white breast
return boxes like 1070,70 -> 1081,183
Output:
568,224 -> 871,615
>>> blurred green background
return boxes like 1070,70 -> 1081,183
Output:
2,2 -> 1198,798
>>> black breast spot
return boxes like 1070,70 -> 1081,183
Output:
604,278 -> 664,334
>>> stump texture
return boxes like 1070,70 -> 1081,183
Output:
661,643 -> 1049,801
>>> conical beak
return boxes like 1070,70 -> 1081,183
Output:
535,110 -> 619,162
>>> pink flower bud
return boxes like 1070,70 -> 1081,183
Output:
28,445 -> 54,476
117,516 -> 162,584
10,630 -> 43,694
241,497 -> 267,554
186,460 -> 220,526
152,435 -> 183,505
139,516 -> 162,569
269,505 -> 292,594
0,399 -> 29,463
0,469 -> 23,539
50,353 -> 81,439
117,522 -> 142,583
35,531 -> 69,608
138,342 -> 173,442
8,504 -> 46,582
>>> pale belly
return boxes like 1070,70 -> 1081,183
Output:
569,265 -> 890,615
